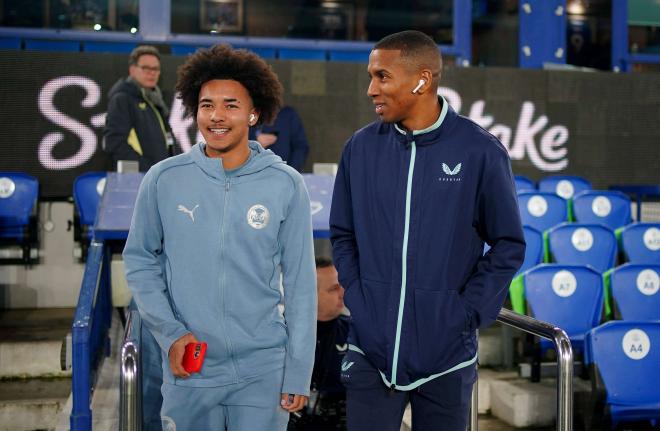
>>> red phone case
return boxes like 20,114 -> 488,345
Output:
182,342 -> 207,374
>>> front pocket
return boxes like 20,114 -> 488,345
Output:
412,289 -> 470,372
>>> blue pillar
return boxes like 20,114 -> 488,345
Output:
611,0 -> 628,72
454,0 -> 472,66
519,0 -> 567,68
139,0 -> 171,41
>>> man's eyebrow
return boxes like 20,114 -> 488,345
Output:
198,97 -> 213,104
223,98 -> 239,103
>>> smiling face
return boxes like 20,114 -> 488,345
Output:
196,79 -> 258,160
367,49 -> 422,127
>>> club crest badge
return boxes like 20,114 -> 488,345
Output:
247,204 -> 270,229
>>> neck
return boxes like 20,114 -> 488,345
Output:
400,95 -> 441,132
205,142 -> 251,170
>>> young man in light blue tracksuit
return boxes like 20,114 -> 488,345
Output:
123,44 -> 317,430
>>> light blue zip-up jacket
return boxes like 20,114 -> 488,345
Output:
124,142 -> 317,396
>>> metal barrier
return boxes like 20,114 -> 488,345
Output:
469,308 -> 574,431
120,310 -> 143,431
70,240 -> 113,430
118,306 -> 572,430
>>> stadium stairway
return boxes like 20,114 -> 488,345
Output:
0,308 -> 73,431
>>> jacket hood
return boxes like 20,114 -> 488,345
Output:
108,77 -> 140,99
190,141 -> 285,180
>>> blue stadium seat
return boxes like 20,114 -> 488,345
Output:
573,190 -> 632,230
524,264 -> 603,355
0,172 -> 39,264
518,226 -> 544,275
609,263 -> 660,320
83,41 -> 137,54
538,175 -> 591,200
619,222 -> 660,265
585,321 -> 660,430
517,191 -> 568,233
73,172 -> 106,252
514,175 -> 535,192
547,223 -> 617,273
328,50 -> 370,62
24,39 -> 80,52
0,37 -> 21,50
278,48 -> 326,60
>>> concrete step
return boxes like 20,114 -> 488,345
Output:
0,378 -> 70,431
479,368 -> 591,429
0,308 -> 73,378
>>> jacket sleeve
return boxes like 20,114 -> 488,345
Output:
123,169 -> 189,354
461,150 -> 526,329
329,138 -> 361,290
279,174 -> 317,397
103,93 -> 149,165
286,108 -> 310,172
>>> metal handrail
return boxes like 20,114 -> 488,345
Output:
469,308 -> 573,431
120,310 -> 142,431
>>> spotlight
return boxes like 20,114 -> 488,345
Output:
567,0 -> 586,15
93,23 -> 102,31
130,27 -> 138,34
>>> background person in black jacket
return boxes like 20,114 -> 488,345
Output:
289,256 -> 348,430
103,45 -> 177,172
249,105 -> 309,172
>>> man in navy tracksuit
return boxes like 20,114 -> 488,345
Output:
330,31 -> 525,430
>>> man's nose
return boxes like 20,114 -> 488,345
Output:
367,79 -> 378,98
210,107 -> 225,122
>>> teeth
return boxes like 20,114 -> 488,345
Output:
209,128 -> 229,134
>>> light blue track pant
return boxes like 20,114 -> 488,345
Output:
160,368 -> 290,430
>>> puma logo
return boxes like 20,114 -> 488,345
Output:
177,204 -> 199,222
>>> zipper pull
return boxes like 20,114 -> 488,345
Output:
225,181 -> 230,191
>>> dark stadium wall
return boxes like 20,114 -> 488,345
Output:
1,51 -> 658,198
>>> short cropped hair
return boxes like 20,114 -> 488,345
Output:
175,44 -> 283,124
374,30 -> 442,81
315,256 -> 333,269
128,45 -> 161,66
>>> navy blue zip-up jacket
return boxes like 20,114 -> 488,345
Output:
330,99 -> 525,390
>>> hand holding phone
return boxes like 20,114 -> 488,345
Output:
182,342 -> 207,374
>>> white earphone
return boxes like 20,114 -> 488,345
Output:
249,113 -> 256,123
411,79 -> 426,94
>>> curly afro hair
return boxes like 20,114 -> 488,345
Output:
175,44 -> 283,125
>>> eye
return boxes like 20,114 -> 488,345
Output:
226,104 -> 239,109
199,102 -> 212,109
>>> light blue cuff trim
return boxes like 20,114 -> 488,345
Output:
348,344 -> 365,355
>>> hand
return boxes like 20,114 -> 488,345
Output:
257,133 -> 278,148
168,333 -> 198,378
280,393 -> 308,413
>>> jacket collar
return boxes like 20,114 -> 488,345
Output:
391,96 -> 456,147
190,140 -> 283,180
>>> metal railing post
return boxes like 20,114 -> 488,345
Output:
468,308 -> 573,431
120,310 -> 143,431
